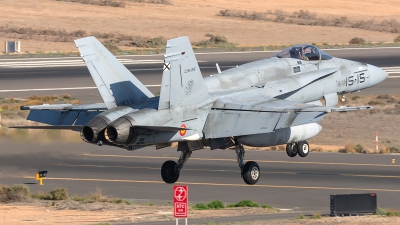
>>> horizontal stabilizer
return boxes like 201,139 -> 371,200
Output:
10,125 -> 83,131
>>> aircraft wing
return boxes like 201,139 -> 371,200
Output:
204,95 -> 371,138
212,96 -> 372,113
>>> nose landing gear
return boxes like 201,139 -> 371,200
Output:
286,141 -> 309,158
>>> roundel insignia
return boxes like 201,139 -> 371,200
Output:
179,124 -> 187,136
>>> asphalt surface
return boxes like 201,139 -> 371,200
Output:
1,139 -> 399,222
0,48 -> 399,102
0,48 -> 399,224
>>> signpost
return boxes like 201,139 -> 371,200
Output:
173,185 -> 188,225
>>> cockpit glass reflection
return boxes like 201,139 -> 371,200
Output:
271,44 -> 332,61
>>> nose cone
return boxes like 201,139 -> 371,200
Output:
368,64 -> 388,86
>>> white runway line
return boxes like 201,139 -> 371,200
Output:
0,85 -> 161,92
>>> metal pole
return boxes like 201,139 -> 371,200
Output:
376,132 -> 379,153
176,218 -> 178,225
185,218 -> 187,225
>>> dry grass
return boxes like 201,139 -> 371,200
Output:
195,34 -> 236,48
1,0 -> 399,52
349,37 -> 366,45
129,0 -> 172,5
55,0 -> 126,7
0,94 -> 81,113
218,9 -> 400,34
72,189 -> 131,204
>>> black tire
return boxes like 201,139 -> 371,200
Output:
286,143 -> 298,157
242,161 -> 260,185
161,160 -> 179,184
297,141 -> 309,157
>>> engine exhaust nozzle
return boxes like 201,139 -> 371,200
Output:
105,117 -> 136,145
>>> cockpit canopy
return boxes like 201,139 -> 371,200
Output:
271,44 -> 332,61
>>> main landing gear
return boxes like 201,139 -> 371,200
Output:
161,149 -> 192,183
160,140 -> 261,185
286,141 -> 309,157
235,142 -> 260,185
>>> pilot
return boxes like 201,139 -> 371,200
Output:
302,48 -> 309,61
289,47 -> 304,60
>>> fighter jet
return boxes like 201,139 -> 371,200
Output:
12,36 -> 387,185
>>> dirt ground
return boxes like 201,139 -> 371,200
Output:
1,0 -> 400,52
1,201 -> 400,225
0,201 -> 276,224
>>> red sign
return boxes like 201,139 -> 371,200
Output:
173,185 -> 188,218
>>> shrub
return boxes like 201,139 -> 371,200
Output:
32,188 -> 68,200
344,143 -> 355,153
354,144 -> 364,153
376,207 -> 387,215
262,204 -> 273,209
192,203 -> 209,210
31,191 -> 53,200
0,184 -> 30,202
207,200 -> 225,209
128,36 -> 167,48
387,210 -> 400,217
227,200 -> 259,207
103,42 -> 120,54
310,213 -> 322,219
387,146 -> 400,153
367,101 -> 385,106
56,0 -> 126,8
195,34 -> 235,48
349,37 -> 366,45
132,0 -> 172,4
395,35 -> 400,43
49,188 -> 69,200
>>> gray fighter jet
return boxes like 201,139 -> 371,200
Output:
13,36 -> 387,185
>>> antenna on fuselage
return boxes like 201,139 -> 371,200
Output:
216,63 -> 222,74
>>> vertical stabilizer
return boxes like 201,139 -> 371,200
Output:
75,36 -> 154,109
158,36 -> 209,110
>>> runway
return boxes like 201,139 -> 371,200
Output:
0,47 -> 399,103
0,48 -> 399,223
1,139 -> 399,214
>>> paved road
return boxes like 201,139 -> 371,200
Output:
0,48 -> 399,102
1,139 -> 399,216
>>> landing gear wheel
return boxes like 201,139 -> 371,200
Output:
161,160 -> 180,184
286,143 -> 298,157
242,161 -> 260,185
297,141 -> 309,157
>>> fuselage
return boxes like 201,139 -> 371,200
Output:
94,44 -> 388,147
204,53 -> 387,104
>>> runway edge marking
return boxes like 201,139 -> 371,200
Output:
82,153 -> 400,167
22,176 -> 400,192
